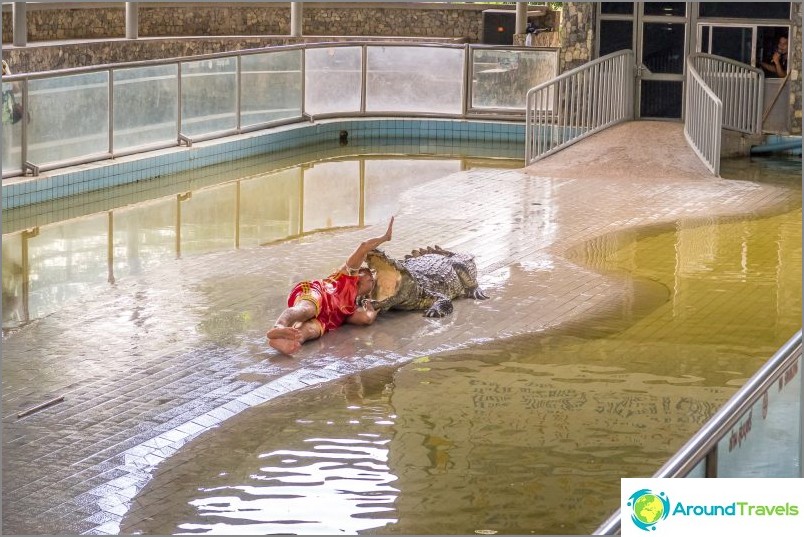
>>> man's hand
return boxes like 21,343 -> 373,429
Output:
344,216 -> 396,272
382,216 -> 394,242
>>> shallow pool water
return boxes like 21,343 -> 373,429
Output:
2,143 -> 523,330
120,154 -> 801,535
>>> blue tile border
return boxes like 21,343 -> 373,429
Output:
2,118 -> 525,210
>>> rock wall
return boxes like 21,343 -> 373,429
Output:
788,1 -> 802,133
558,2 -> 594,73
1,2 -> 545,43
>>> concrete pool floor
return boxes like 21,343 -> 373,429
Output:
1,121 -> 799,535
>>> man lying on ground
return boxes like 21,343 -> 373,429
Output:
266,217 -> 394,355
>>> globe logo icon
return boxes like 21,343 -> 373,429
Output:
627,489 -> 670,531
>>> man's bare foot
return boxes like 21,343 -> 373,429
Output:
268,337 -> 302,355
266,326 -> 302,341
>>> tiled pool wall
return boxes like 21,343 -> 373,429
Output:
1,118 -> 526,211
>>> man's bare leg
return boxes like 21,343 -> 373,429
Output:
268,300 -> 318,355
268,319 -> 322,355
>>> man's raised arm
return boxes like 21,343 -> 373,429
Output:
344,217 -> 394,272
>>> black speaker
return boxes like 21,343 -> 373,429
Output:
482,9 -> 517,45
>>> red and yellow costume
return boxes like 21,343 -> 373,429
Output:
287,271 -> 359,335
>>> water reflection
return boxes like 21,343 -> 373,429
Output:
2,154 -> 519,330
121,370 -> 400,535
122,201 -> 801,535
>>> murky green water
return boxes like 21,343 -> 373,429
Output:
121,157 -> 801,535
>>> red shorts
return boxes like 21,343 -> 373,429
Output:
288,273 -> 358,334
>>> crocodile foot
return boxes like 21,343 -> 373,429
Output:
467,287 -> 489,300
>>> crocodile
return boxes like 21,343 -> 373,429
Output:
366,246 -> 489,317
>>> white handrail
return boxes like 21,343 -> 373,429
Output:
689,53 -> 764,135
684,63 -> 723,176
525,50 -> 634,165
594,330 -> 802,535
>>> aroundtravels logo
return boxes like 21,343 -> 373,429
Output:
622,479 -> 804,536
626,489 -> 671,531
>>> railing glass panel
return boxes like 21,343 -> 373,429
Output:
471,49 -> 558,110
28,72 -> 109,165
365,46 -> 463,114
1,81 -> 24,174
686,458 -> 706,478
305,46 -> 362,115
241,50 -> 303,128
113,64 -> 179,152
181,57 -> 237,137
715,355 -> 801,477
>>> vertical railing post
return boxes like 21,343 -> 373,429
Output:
360,45 -> 367,114
177,61 -> 183,143
20,78 -> 28,172
236,56 -> 242,131
108,68 -> 114,155
462,44 -> 470,118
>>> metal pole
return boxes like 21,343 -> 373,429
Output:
290,2 -> 303,38
515,2 -> 528,36
125,2 -> 139,40
12,2 -> 27,47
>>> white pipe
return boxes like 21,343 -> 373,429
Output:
515,2 -> 528,36
290,2 -> 303,37
125,2 -> 139,40
13,2 -> 27,47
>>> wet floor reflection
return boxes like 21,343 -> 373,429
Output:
121,369 -> 401,535
1,152 -> 521,330
122,193 -> 801,535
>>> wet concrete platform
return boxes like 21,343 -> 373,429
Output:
1,121 -> 798,534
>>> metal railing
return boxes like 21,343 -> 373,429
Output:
684,63 -> 723,176
689,53 -> 764,135
1,42 -> 560,179
594,329 -> 803,535
525,49 -> 634,165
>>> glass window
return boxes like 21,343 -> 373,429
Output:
757,27 -> 790,78
701,26 -> 710,52
644,3 -> 686,17
642,23 -> 686,74
699,3 -> 791,20
599,20 -> 634,56
640,80 -> 682,118
601,3 -> 634,15
708,26 -> 754,65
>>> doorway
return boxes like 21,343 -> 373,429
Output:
598,2 -> 690,119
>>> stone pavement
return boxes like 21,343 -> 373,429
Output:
1,121 -> 799,534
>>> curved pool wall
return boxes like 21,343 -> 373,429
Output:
1,117 -> 524,211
